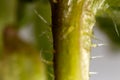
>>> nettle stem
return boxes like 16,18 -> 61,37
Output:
50,0 -> 105,80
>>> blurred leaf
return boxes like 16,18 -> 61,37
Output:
0,0 -> 17,54
0,0 -> 53,80
1,25 -> 47,80
96,0 -> 120,48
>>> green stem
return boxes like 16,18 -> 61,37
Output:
50,0 -> 105,80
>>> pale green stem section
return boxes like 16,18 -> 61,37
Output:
51,0 -> 105,80
80,0 -> 105,79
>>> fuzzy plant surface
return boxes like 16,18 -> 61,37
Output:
50,0 -> 105,80
49,0 -> 120,80
0,0 -> 120,80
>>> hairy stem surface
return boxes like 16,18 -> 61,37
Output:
51,0 -> 105,80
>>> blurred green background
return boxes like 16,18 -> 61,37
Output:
0,0 -> 53,80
